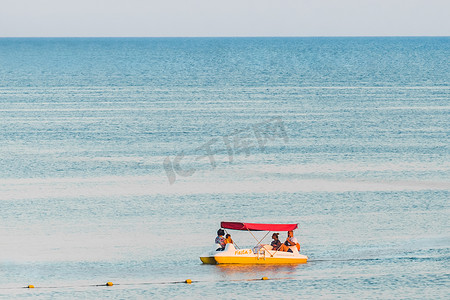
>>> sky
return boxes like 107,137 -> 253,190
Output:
0,0 -> 449,37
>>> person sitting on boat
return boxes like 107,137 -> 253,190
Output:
215,229 -> 226,250
278,230 -> 300,252
224,234 -> 233,245
270,233 -> 282,250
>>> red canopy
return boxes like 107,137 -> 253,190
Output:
221,222 -> 298,232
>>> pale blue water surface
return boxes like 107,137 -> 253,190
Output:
0,37 -> 449,299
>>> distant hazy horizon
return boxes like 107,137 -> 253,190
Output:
1,36 -> 449,38
1,0 -> 449,37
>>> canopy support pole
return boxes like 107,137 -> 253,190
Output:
246,229 -> 274,257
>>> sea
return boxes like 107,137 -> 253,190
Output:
0,37 -> 449,299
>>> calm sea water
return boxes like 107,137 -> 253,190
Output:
0,37 -> 449,298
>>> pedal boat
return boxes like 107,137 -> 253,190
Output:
200,222 -> 308,265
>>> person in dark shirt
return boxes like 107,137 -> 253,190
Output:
270,233 -> 282,250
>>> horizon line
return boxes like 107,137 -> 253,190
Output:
1,35 -> 449,39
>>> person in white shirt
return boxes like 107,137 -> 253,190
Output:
278,230 -> 300,252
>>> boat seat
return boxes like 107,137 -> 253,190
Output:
288,245 -> 298,253
214,244 -> 224,251
224,243 -> 235,251
253,244 -> 271,253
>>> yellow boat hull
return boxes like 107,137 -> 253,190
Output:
214,256 -> 307,264
200,256 -> 217,264
200,244 -> 308,265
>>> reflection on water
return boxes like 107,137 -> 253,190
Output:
213,264 -> 300,279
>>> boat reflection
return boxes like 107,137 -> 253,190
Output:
213,264 -> 299,279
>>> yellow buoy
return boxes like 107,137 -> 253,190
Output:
28,285 -> 35,288
185,279 -> 192,284
106,282 -> 113,286
261,277 -> 269,280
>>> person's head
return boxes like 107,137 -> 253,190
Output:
288,230 -> 294,237
217,229 -> 225,236
272,233 -> 279,240
226,234 -> 231,239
